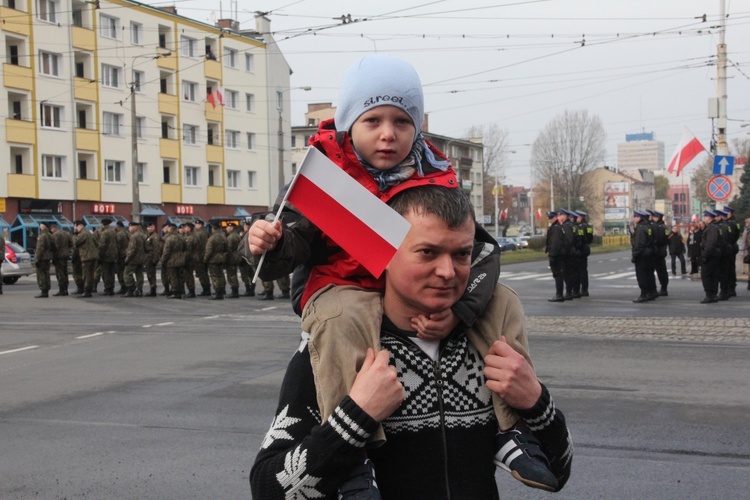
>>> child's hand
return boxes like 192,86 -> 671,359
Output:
247,220 -> 282,254
411,309 -> 460,341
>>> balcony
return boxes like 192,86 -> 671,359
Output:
0,6 -> 30,36
74,76 -> 97,102
207,185 -> 225,205
3,63 -> 32,91
76,179 -> 100,201
205,102 -> 223,122
156,52 -> 177,71
159,138 -> 179,159
206,144 -> 223,164
161,183 -> 181,203
158,93 -> 179,116
7,173 -> 36,198
5,118 -> 35,144
72,25 -> 95,50
76,128 -> 98,151
204,58 -> 221,80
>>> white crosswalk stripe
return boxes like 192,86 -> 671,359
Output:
500,270 -> 636,282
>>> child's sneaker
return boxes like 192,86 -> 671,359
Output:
494,422 -> 558,491
338,458 -> 382,499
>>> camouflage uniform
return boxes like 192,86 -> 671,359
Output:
0,232 -> 5,294
161,229 -> 186,298
183,227 -> 200,297
34,226 -> 54,298
114,225 -> 130,293
51,226 -> 72,295
123,226 -> 146,296
144,227 -> 162,296
97,224 -> 118,295
204,227 -> 228,299
260,276 -> 291,300
193,224 -> 211,295
225,226 -> 241,298
70,230 -> 84,294
74,225 -> 99,297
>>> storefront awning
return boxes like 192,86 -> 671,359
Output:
166,215 -> 204,227
233,207 -> 251,217
82,214 -> 130,228
140,204 -> 166,217
11,214 -> 74,231
0,214 -> 10,229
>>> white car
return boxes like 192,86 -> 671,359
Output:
3,242 -> 34,284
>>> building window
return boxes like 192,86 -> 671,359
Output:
225,90 -> 238,109
248,171 -> 257,189
182,81 -> 198,102
225,130 -> 239,149
185,166 -> 199,187
104,160 -> 123,183
137,162 -> 146,183
246,132 -> 256,150
244,53 -> 254,72
102,112 -> 123,135
183,124 -> 198,145
39,51 -> 61,77
100,14 -> 120,40
132,70 -> 144,92
136,116 -> 145,138
41,104 -> 62,129
227,169 -> 239,188
38,0 -> 58,23
208,164 -> 221,186
245,93 -> 255,112
101,64 -> 121,88
180,36 -> 197,58
131,22 -> 143,45
223,47 -> 237,68
41,155 -> 63,178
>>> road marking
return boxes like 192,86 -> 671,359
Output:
204,315 -> 221,320
0,345 -> 39,356
261,306 -> 277,311
76,332 -> 105,339
506,273 -> 549,280
599,271 -> 634,280
155,322 -> 174,327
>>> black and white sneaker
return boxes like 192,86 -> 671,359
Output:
339,459 -> 382,500
494,422 -> 558,491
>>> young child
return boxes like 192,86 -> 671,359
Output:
245,54 -> 558,493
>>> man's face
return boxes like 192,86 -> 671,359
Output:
384,209 -> 474,318
350,105 -> 416,171
147,225 -> 155,234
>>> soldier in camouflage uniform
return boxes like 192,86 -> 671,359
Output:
238,220 -> 256,296
143,222 -> 162,297
204,222 -> 228,300
74,220 -> 99,298
70,226 -> 85,295
97,219 -> 118,296
114,221 -> 130,294
49,221 -> 73,296
34,223 -> 54,298
0,231 -> 5,294
259,276 -> 291,301
193,220 -> 211,296
161,223 -> 186,299
225,223 -> 241,298
123,222 -> 146,297
182,223 -> 199,298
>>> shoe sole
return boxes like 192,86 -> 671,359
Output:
495,461 -> 557,492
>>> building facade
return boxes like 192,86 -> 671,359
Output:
584,166 -> 655,235
616,132 -> 665,172
1,0 -> 290,248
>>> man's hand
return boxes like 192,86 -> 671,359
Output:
484,337 -> 542,410
246,220 -> 282,255
411,309 -> 460,341
349,348 -> 404,422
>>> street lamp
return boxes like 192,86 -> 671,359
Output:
130,50 -> 171,223
276,86 -> 311,206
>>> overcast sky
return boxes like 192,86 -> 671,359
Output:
169,0 -> 750,186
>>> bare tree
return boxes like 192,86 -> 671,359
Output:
465,124 -> 510,219
531,109 -> 606,211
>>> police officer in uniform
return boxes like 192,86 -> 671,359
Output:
723,206 -> 741,297
225,223 -> 241,298
700,210 -> 723,303
544,211 -> 565,302
575,211 -> 593,297
34,222 -> 54,298
631,210 -> 657,303
205,221 -> 228,300
649,210 -> 670,296
97,219 -> 118,296
558,210 -> 576,300
193,220 -> 211,296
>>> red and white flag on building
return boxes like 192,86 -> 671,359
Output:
283,147 -> 411,278
667,128 -> 707,176
535,208 -> 542,220
207,87 -> 225,108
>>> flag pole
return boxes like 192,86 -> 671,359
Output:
251,147 -> 313,283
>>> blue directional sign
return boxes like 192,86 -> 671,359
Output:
713,155 -> 735,175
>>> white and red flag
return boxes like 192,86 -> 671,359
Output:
667,128 -> 707,176
535,208 -> 542,220
283,147 -> 411,278
207,87 -> 225,108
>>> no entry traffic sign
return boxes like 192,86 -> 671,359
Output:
707,175 -> 732,201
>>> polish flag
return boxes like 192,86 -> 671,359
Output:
667,128 -> 706,176
535,208 -> 542,220
284,147 -> 411,278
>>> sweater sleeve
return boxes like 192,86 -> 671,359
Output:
516,384 -> 573,492
250,340 -> 380,499
451,223 -> 501,328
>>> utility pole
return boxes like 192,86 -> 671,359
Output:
130,81 -> 140,223
716,0 -> 729,156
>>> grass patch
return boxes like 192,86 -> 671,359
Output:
499,245 -> 631,265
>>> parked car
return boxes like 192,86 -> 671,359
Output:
494,237 -> 518,252
3,242 -> 34,284
508,237 -> 529,249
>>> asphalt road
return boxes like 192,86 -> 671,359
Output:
1,253 -> 749,499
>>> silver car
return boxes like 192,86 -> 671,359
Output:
3,242 -> 34,284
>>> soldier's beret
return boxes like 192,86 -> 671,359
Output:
100,218 -> 112,225
74,220 -> 85,225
